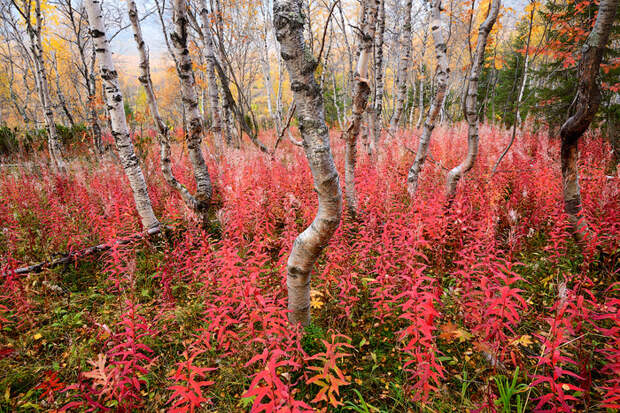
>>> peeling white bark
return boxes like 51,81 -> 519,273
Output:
128,0 -> 197,212
25,0 -> 67,173
446,0 -> 501,199
85,0 -> 160,230
389,0 -> 413,134
198,0 -> 223,151
170,0 -> 213,219
342,0 -> 378,218
407,0 -> 450,197
372,0 -> 386,152
274,0 -> 342,326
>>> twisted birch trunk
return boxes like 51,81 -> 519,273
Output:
84,0 -> 159,229
389,0 -> 413,134
407,0 -> 449,196
128,0 -> 197,212
445,0 -> 501,199
170,0 -> 213,219
342,0 -> 378,218
559,0 -> 618,240
274,0 -> 342,326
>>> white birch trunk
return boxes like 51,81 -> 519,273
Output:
416,21 -> 430,129
84,0 -> 160,229
342,0 -> 378,218
372,0 -> 386,152
198,0 -> 223,152
274,0 -> 342,326
389,0 -> 413,134
28,0 -> 67,173
445,0 -> 501,199
170,0 -> 213,219
407,0 -> 449,196
128,0 -> 197,212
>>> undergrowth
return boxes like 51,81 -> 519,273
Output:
0,124 -> 618,412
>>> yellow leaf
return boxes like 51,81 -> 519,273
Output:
310,290 -> 324,309
512,335 -> 534,347
33,333 -> 42,340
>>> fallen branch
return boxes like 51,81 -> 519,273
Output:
10,226 -> 165,275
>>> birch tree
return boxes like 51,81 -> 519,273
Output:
559,0 -> 618,240
342,0 -> 378,218
169,0 -> 213,220
407,0 -> 449,196
56,0 -> 103,154
388,0 -> 413,134
416,21 -> 429,129
128,0 -> 201,216
197,0 -> 222,151
273,0 -> 342,326
84,0 -> 160,230
445,0 -> 501,199
371,0 -> 386,152
11,0 -> 67,173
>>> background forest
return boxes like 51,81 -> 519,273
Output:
0,0 -> 618,411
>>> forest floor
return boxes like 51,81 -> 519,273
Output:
0,124 -> 618,412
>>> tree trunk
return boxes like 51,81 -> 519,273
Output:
372,0 -> 386,152
170,0 -> 213,220
416,21 -> 430,129
408,78 -> 417,127
87,44 -> 104,155
27,0 -> 67,173
52,54 -> 75,128
445,0 -> 501,199
274,0 -> 342,326
198,0 -> 223,152
559,0 -> 618,239
84,0 -> 160,230
407,0 -> 449,197
128,0 -> 199,214
342,0 -> 378,218
389,0 -> 413,134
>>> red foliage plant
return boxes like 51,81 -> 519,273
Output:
0,124 -> 618,411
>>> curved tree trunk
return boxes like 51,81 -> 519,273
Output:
170,0 -> 213,220
128,0 -> 197,212
342,0 -> 378,218
84,0 -> 160,230
559,0 -> 618,240
445,0 -> 501,199
274,0 -> 342,326
389,0 -> 413,134
407,0 -> 449,197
